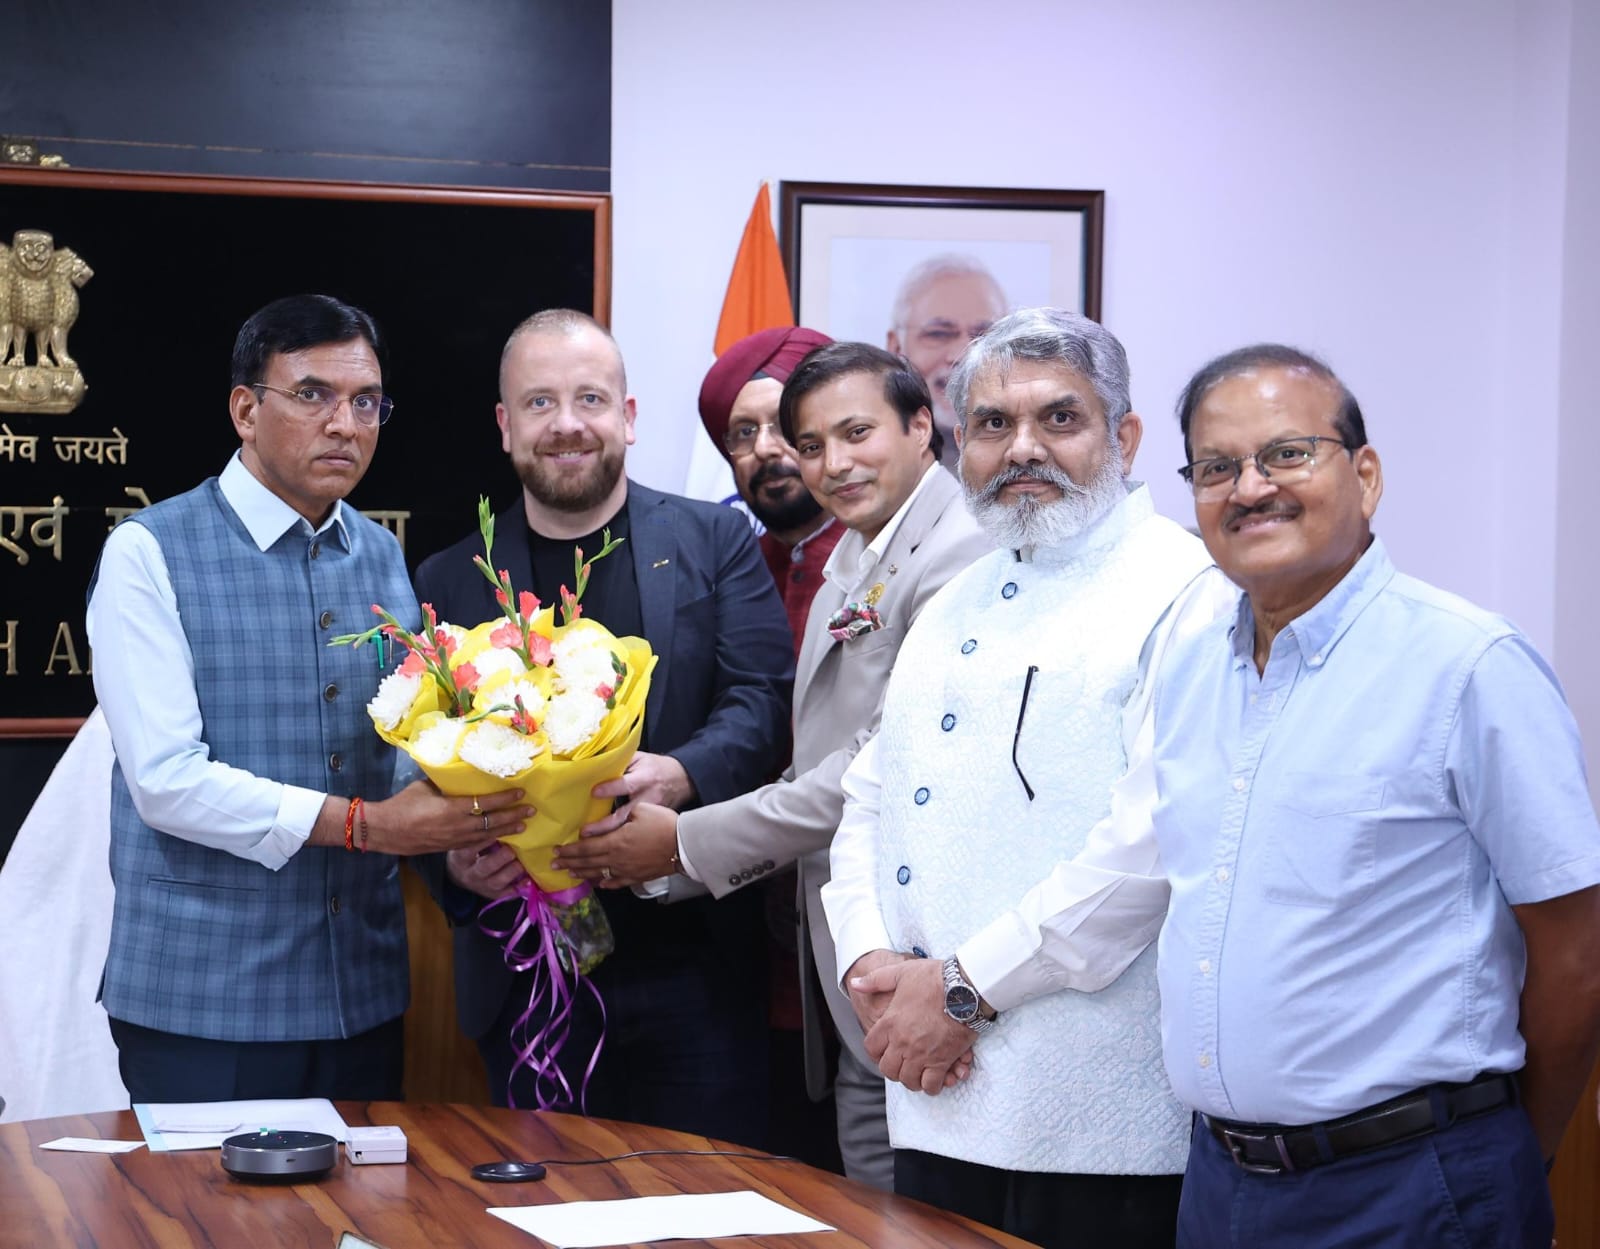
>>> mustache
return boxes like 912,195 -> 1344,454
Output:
1224,500 -> 1298,527
974,462 -> 1089,504
538,434 -> 599,453
749,461 -> 802,490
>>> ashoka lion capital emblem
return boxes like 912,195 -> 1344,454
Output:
0,229 -> 94,415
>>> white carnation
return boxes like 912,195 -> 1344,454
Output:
459,721 -> 543,778
553,635 -> 618,695
412,717 -> 468,767
473,646 -> 528,682
542,688 -> 609,756
368,668 -> 421,731
486,678 -> 547,724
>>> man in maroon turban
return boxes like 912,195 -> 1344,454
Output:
700,327 -> 844,654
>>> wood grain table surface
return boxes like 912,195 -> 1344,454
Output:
0,1101 -> 1038,1248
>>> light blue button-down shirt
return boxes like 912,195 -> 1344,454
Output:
1151,538 -> 1600,1125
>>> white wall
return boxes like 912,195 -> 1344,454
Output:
611,0 -> 1579,658
1554,0 -> 1600,783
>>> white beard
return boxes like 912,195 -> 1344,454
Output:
961,442 -> 1127,552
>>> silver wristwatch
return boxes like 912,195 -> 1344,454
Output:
941,957 -> 995,1033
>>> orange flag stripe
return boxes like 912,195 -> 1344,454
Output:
713,182 -> 795,356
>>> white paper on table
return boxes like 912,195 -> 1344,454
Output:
39,1138 -> 146,1153
487,1190 -> 833,1247
136,1098 -> 350,1152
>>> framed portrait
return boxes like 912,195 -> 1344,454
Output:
778,181 -> 1103,456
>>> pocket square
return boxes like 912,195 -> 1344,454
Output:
826,601 -> 884,643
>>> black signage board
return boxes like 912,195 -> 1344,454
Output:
0,168 -> 609,734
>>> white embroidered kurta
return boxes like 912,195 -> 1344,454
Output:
833,486 -> 1210,1173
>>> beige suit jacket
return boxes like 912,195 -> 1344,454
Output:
673,465 -> 991,1094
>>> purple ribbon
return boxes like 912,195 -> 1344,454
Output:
479,879 -> 606,1112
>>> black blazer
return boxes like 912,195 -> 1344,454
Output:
412,482 -> 795,1038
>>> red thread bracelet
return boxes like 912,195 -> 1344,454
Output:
344,796 -> 362,852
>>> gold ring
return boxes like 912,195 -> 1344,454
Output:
470,798 -> 483,817
601,866 -> 613,881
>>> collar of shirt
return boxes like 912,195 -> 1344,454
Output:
788,514 -> 838,562
1229,535 -> 1396,671
219,451 -> 350,552
1018,480 -> 1152,568
821,461 -> 942,597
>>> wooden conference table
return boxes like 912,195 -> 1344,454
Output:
0,1101 -> 1037,1248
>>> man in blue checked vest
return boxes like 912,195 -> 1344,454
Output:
87,294 -> 530,1103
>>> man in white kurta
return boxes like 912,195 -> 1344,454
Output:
823,308 -> 1230,1249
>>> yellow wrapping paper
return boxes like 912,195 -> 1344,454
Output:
375,636 -> 657,894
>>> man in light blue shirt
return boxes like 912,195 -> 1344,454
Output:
1154,343 -> 1600,1247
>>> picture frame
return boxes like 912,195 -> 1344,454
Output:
779,180 -> 1103,460
0,166 -> 610,736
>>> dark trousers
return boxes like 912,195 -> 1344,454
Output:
895,1147 -> 1182,1249
1179,1105 -> 1553,1248
108,1015 -> 404,1103
478,953 -> 769,1149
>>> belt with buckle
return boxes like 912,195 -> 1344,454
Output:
1204,1072 -> 1517,1175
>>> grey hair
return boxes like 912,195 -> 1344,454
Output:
947,307 -> 1130,433
890,254 -> 1007,330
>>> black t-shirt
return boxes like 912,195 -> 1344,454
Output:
525,502 -> 643,651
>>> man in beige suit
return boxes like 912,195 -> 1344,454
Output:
556,341 -> 990,1186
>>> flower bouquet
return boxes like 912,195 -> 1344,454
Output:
334,497 -> 656,1108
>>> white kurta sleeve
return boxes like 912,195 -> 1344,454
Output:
822,732 -> 895,986
88,522 -> 323,870
957,568 -> 1236,1012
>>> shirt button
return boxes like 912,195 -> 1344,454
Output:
728,875 -> 741,887
1232,777 -> 1246,792
1198,1053 -> 1211,1069
941,714 -> 956,732
1215,867 -> 1231,884
1001,582 -> 1018,600
1198,959 -> 1212,975
913,787 -> 930,805
329,895 -> 341,915
323,683 -> 340,702
328,752 -> 343,773
319,610 -> 334,629
961,639 -> 977,655
1310,653 -> 1323,665
310,543 -> 321,560
896,865 -> 911,885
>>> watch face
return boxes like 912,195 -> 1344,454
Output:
944,983 -> 979,1022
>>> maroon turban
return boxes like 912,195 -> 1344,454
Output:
699,326 -> 833,460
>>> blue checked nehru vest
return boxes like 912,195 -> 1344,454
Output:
102,478 -> 418,1041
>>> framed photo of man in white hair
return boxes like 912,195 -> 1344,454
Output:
779,182 -> 1103,464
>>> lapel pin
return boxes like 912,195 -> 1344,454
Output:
652,558 -> 671,569
864,582 -> 886,606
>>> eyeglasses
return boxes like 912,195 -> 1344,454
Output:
253,383 -> 395,427
1012,664 -> 1039,802
723,418 -> 788,457
1178,436 -> 1346,500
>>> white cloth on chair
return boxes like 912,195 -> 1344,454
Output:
0,709 -> 129,1122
